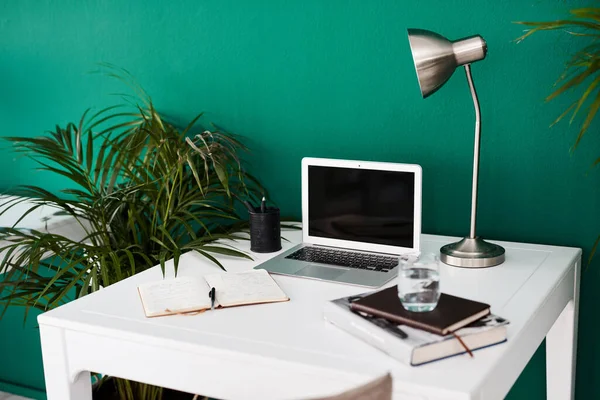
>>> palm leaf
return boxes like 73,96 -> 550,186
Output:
516,8 -> 600,153
574,88 -> 600,149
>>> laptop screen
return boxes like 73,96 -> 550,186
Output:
308,165 -> 415,249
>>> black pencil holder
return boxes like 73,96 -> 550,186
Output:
249,208 -> 282,253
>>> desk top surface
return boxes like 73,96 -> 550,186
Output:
38,229 -> 581,399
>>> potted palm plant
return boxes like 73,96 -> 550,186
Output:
0,66 -> 262,399
516,7 -> 600,260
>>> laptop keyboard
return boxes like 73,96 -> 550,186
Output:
285,247 -> 398,272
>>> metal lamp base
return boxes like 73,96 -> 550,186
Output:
440,237 -> 505,268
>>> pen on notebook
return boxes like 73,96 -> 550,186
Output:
387,322 -> 409,339
368,315 -> 408,339
209,287 -> 216,311
349,297 -> 409,340
260,196 -> 266,213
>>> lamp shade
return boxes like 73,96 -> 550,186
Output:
407,29 -> 487,98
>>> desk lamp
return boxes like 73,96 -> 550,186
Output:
407,28 -> 505,268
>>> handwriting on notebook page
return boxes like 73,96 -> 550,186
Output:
204,269 -> 287,307
138,277 -> 209,316
137,270 -> 288,317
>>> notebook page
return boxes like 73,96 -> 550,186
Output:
137,277 -> 210,317
204,269 -> 288,307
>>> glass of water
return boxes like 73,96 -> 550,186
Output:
398,253 -> 441,312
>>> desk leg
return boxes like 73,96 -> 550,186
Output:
40,325 -> 92,400
546,260 -> 580,400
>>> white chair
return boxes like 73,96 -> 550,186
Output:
309,373 -> 392,400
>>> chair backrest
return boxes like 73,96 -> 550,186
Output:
310,373 -> 392,400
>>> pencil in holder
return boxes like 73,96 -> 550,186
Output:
249,208 -> 282,253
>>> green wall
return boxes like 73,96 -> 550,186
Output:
1,1 -> 598,399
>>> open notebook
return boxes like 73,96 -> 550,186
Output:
137,269 -> 289,317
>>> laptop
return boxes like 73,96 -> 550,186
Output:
255,157 -> 422,288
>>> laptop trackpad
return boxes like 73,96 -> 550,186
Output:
295,264 -> 346,280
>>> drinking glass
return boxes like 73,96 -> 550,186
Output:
397,253 -> 440,312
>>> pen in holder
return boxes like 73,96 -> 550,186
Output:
249,206 -> 282,253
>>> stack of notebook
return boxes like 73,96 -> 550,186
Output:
323,286 -> 508,366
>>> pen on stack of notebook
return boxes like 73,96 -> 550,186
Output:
348,296 -> 408,339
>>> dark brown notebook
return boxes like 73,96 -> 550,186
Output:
350,286 -> 490,336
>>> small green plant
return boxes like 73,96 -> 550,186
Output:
0,66 -> 263,399
516,7 -> 600,154
516,7 -> 600,264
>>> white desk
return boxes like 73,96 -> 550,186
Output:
37,230 -> 580,400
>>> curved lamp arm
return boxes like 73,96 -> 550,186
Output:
464,64 -> 480,240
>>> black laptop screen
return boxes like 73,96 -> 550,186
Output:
308,165 -> 415,248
